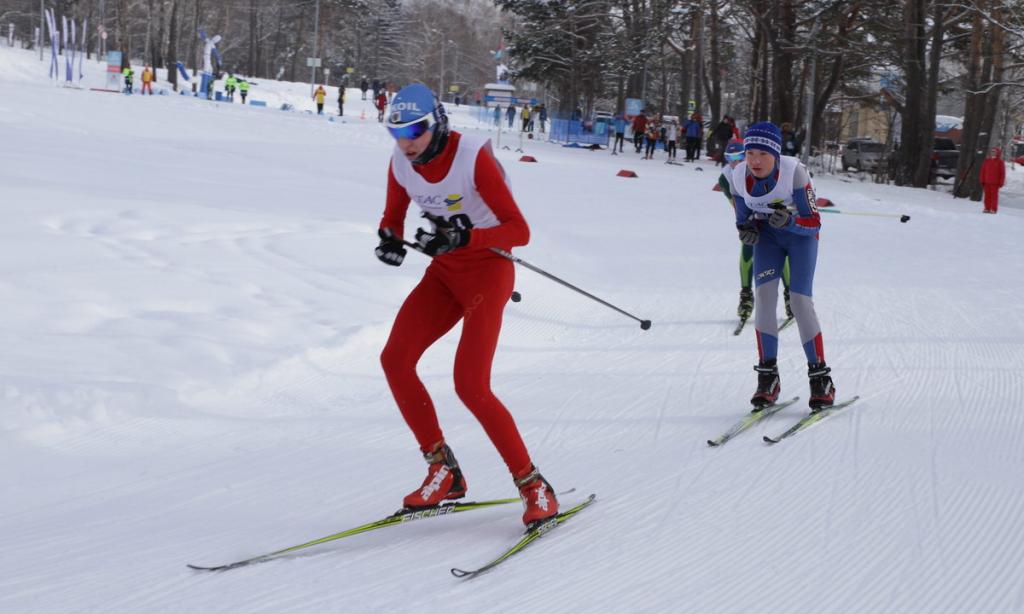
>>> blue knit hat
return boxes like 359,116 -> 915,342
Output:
744,122 -> 782,161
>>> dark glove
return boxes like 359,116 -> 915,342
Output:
415,213 -> 471,256
768,205 -> 792,229
738,222 -> 759,246
374,228 -> 406,266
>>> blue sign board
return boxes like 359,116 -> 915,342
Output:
624,97 -> 644,119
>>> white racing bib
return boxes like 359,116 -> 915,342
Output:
390,134 -> 503,230
730,155 -> 800,214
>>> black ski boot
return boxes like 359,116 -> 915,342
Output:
808,363 -> 835,411
751,359 -> 780,410
737,287 -> 754,320
783,287 -> 794,319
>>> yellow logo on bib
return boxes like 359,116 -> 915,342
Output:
445,194 -> 464,212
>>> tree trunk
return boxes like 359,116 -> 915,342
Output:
189,0 -> 202,74
117,0 -> 129,69
679,53 -> 690,117
955,2 -> 986,197
810,5 -> 860,151
897,0 -> 927,187
248,0 -> 257,76
166,0 -> 178,89
144,0 -> 153,68
706,0 -> 722,127
690,8 -> 704,114
269,5 -> 285,79
770,0 -> 795,124
152,0 -> 166,80
963,3 -> 1004,201
288,5 -> 309,83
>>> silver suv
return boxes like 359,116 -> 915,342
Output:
841,139 -> 885,171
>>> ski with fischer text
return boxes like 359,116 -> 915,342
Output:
186,493 -> 572,572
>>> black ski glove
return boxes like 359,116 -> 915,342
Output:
415,212 -> 471,256
374,228 -> 406,266
768,204 -> 792,229
737,221 -> 759,245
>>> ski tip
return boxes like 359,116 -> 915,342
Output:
707,439 -> 721,447
763,435 -> 779,445
450,567 -> 474,578
187,563 -> 222,572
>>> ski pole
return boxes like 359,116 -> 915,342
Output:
819,208 -> 910,223
489,247 -> 652,330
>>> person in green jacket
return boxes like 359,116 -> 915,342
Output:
122,66 -> 134,94
224,74 -> 238,102
238,79 -> 250,104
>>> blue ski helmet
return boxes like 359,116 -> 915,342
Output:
724,138 -> 745,162
386,83 -> 449,165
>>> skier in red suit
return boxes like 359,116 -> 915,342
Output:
980,147 -> 1006,214
373,84 -> 559,527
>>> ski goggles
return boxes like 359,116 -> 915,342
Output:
725,151 -> 746,162
386,115 -> 435,141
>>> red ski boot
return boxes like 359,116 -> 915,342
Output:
402,443 -> 467,509
515,466 -> 559,528
751,360 -> 781,410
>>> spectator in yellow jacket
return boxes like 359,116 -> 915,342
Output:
141,66 -> 154,95
314,85 -> 327,115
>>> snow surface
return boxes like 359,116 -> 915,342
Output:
2,46 -> 1024,613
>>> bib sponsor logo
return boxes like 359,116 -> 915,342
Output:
444,193 -> 464,212
757,268 -> 776,280
412,194 -> 447,206
805,185 -> 818,213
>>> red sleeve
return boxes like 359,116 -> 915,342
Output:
379,160 -> 411,240
468,146 -> 530,250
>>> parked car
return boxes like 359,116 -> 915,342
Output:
930,137 -> 959,180
841,139 -> 885,171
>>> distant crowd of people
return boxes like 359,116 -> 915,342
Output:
487,103 -> 549,135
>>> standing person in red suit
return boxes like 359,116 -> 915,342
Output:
375,90 -> 388,123
980,147 -> 1006,214
631,110 -> 648,154
373,83 -> 559,528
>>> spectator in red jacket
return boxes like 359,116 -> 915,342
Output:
631,111 -> 648,154
375,91 -> 388,123
980,147 -> 1006,214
